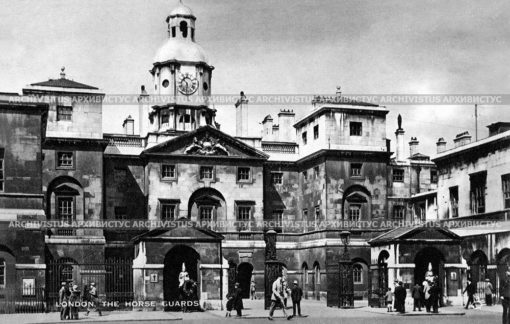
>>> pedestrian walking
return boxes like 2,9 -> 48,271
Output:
69,285 -> 81,319
291,280 -> 303,317
232,282 -> 244,318
384,287 -> 393,312
86,282 -> 102,316
485,278 -> 494,306
394,281 -> 406,313
463,280 -> 476,309
58,281 -> 70,320
250,280 -> 256,300
411,282 -> 422,311
282,278 -> 290,308
268,275 -> 292,321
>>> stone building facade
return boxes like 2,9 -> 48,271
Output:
0,1 -> 509,313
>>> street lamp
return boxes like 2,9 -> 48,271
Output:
339,230 -> 354,308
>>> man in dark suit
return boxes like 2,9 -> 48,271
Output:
394,281 -> 407,313
463,280 -> 476,309
291,280 -> 303,317
501,268 -> 510,324
411,283 -> 422,311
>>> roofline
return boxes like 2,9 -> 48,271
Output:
22,86 -> 105,96
294,105 -> 389,128
433,130 -> 510,162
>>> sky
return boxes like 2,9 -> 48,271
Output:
1,0 -> 509,156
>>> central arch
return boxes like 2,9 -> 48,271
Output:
163,245 -> 200,311
414,247 -> 445,285
187,188 -> 226,228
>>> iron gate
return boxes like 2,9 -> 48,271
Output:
46,258 -> 133,311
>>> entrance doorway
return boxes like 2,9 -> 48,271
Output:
237,263 -> 253,298
414,247 -> 445,285
163,245 -> 200,311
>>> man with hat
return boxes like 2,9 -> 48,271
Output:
86,282 -> 102,316
291,280 -> 303,317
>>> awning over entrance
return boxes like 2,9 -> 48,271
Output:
368,223 -> 461,246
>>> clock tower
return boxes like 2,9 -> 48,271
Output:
147,0 -> 216,134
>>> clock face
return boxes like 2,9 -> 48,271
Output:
177,72 -> 199,95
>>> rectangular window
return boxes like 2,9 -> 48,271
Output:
271,172 -> 283,185
273,210 -> 283,233
0,148 -> 4,192
237,167 -> 251,182
470,172 -> 486,214
313,125 -> 319,139
162,164 -> 176,179
314,166 -> 320,178
450,186 -> 459,218
349,204 -> 361,221
57,197 -> 74,222
503,174 -> 510,209
199,206 -> 213,221
303,209 -> 308,220
393,205 -> 405,220
314,206 -> 320,230
302,131 -> 307,145
238,206 -> 251,221
57,152 -> 74,169
353,265 -> 363,284
393,169 -> 404,182
57,106 -> 72,121
200,166 -> 214,180
0,258 -> 5,287
114,206 -> 127,220
431,169 -> 438,184
350,122 -> 362,136
302,170 -> 307,179
161,203 -> 177,220
351,163 -> 362,177
161,109 -> 169,125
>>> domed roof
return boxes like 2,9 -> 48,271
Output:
153,38 -> 209,65
169,2 -> 194,17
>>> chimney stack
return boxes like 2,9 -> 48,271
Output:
277,109 -> 296,142
409,137 -> 419,157
261,115 -> 273,141
123,115 -> 134,135
138,85 -> 149,137
453,131 -> 472,148
395,114 -> 405,161
436,137 -> 447,154
235,91 -> 249,137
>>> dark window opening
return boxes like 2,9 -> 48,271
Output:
503,174 -> 510,209
161,203 -> 177,220
171,26 -> 176,37
162,79 -> 169,88
57,106 -> 72,121
350,122 -> 362,136
180,21 -> 188,38
393,205 -> 405,220
393,169 -> 404,182
351,163 -> 362,177
179,114 -> 195,124
0,258 -> 5,286
237,167 -> 251,181
313,125 -> 319,139
302,131 -> 307,144
450,186 -> 459,218
349,204 -> 361,221
200,166 -> 214,180
431,169 -> 438,183
114,206 -> 127,220
271,172 -> 283,185
57,152 -> 73,169
162,164 -> 176,179
203,82 -> 208,91
470,172 -> 486,214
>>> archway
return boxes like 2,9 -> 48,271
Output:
237,263 -> 253,299
469,250 -> 488,284
414,247 -> 445,285
312,261 -> 320,300
188,188 -> 226,229
163,245 -> 200,311
352,258 -> 369,300
497,249 -> 510,285
377,250 -> 389,293
342,185 -> 371,221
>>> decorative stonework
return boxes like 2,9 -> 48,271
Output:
184,134 -> 229,156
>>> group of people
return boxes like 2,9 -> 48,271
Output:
58,281 -> 101,320
385,277 -> 442,314
225,275 -> 304,320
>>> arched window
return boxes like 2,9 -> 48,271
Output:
314,262 -> 320,284
353,264 -> 363,283
302,263 -> 309,285
0,258 -> 5,287
180,21 -> 188,38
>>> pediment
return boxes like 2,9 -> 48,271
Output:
142,125 -> 268,159
402,227 -> 459,241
